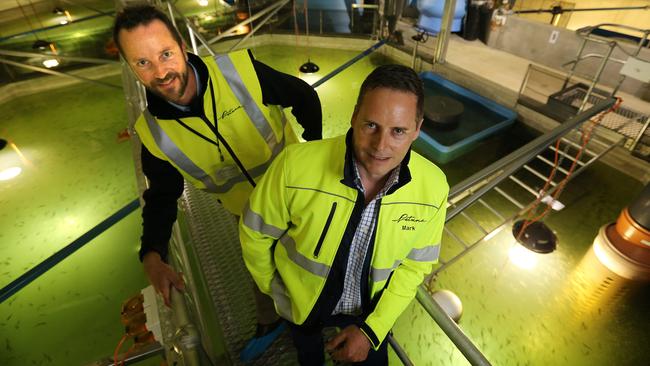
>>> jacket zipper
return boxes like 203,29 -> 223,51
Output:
313,202 -> 337,258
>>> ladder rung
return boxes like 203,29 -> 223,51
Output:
460,211 -> 488,235
536,155 -> 571,176
494,186 -> 524,209
477,198 -> 506,221
560,137 -> 597,157
548,145 -> 586,167
444,226 -> 469,248
522,164 -> 558,187
508,175 -> 539,197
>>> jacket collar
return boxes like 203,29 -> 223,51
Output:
145,52 -> 209,119
340,128 -> 412,194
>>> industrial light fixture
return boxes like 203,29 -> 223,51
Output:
296,0 -> 319,74
32,39 -> 52,50
42,58 -> 60,68
299,59 -> 319,73
197,0 -> 209,6
53,7 -> 72,24
512,219 -> 557,254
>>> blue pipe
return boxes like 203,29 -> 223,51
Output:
311,39 -> 385,89
0,12 -> 115,44
0,198 -> 140,303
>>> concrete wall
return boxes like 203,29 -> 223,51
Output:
487,15 -> 650,100
513,0 -> 650,33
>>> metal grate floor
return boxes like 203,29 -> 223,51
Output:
179,183 -> 298,365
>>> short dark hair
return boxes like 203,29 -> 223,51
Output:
112,5 -> 183,56
356,64 -> 424,121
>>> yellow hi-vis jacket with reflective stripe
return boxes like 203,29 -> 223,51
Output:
134,50 -> 299,216
240,133 -> 448,348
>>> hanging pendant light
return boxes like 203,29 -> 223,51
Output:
512,219 -> 557,254
299,59 -> 319,73
297,0 -> 319,74
31,39 -> 52,50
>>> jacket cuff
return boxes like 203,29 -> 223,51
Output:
359,322 -> 380,350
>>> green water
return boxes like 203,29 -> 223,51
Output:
0,76 -> 156,365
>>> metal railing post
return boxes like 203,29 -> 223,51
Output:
187,24 -> 199,54
562,37 -> 588,90
630,115 -> 650,152
578,42 -> 614,112
433,0 -> 457,64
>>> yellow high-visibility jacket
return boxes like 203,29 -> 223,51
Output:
240,131 -> 448,348
135,50 -> 298,215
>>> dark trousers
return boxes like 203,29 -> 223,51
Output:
288,314 -> 388,366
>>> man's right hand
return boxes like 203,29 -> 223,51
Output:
142,251 -> 185,307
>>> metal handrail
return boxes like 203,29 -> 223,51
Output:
562,53 -> 626,67
206,0 -> 289,45
0,49 -> 119,64
0,57 -> 122,89
416,287 -> 491,366
577,23 -> 650,38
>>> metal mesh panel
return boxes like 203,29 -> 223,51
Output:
178,183 -> 297,365
518,64 -> 650,160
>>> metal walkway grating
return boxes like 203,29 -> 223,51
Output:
177,183 -> 297,365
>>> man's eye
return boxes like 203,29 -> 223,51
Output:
366,122 -> 376,128
394,128 -> 405,135
136,60 -> 148,67
162,51 -> 172,58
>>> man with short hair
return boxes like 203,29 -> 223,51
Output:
113,5 -> 321,362
240,64 -> 448,365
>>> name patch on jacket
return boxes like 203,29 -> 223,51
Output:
392,214 -> 428,231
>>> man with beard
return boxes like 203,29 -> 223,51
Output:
113,5 -> 322,362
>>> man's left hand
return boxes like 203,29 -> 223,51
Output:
324,325 -> 371,362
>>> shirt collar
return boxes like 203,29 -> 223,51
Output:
351,154 -> 401,196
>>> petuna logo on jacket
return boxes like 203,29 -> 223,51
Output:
220,105 -> 242,120
392,214 -> 428,231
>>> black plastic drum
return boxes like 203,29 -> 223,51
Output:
423,95 -> 464,130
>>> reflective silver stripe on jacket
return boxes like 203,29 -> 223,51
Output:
370,244 -> 439,283
214,53 -> 279,150
144,109 -> 219,192
279,234 -> 330,278
270,273 -> 293,321
407,244 -> 440,262
242,202 -> 286,238
371,260 -> 401,283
